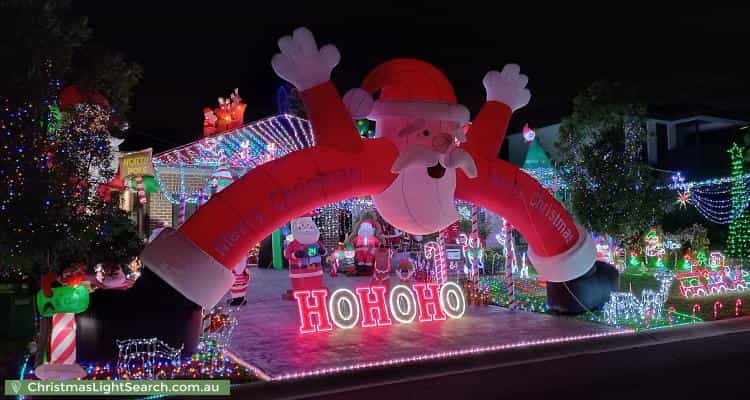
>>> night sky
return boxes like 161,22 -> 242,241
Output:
72,3 -> 750,152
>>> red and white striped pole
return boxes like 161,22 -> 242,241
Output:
178,194 -> 187,225
504,220 -> 517,310
470,205 -> 479,283
50,313 -> 77,364
135,175 -> 147,204
436,229 -> 448,285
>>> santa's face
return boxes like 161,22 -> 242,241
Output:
358,222 -> 375,237
372,117 -> 476,235
292,217 -> 320,244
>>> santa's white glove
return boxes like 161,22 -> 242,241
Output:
483,64 -> 531,111
271,27 -> 341,91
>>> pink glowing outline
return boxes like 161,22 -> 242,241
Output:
234,329 -> 635,381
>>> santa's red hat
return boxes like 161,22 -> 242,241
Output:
295,210 -> 318,219
203,107 -> 213,114
343,59 -> 470,125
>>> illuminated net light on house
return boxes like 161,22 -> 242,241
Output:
152,114 -> 314,205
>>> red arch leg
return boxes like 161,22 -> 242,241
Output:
141,140 -> 398,309
456,157 -> 595,283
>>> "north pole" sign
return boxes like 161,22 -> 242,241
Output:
293,282 -> 466,334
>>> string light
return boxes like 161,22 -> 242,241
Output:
151,114 -> 314,205
726,142 -> 750,256
267,330 -> 634,381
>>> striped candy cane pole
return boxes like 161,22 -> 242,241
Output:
436,230 -> 448,285
178,194 -> 187,225
135,175 -> 147,204
50,313 -> 77,364
471,206 -> 479,235
470,206 -> 479,283
503,221 -> 517,310
423,241 -> 446,284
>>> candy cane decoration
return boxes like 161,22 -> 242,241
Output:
692,304 -> 701,322
135,175 -> 147,204
50,313 -> 77,364
436,231 -> 448,285
503,221 -> 517,310
424,241 -> 446,283
178,194 -> 187,225
644,308 -> 654,329
736,298 -> 743,316
471,205 -> 479,236
667,306 -> 676,324
713,301 -> 723,320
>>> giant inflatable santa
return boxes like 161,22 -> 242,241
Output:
75,27 -> 616,361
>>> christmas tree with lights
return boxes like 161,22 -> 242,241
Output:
0,1 -> 143,278
725,142 -> 750,261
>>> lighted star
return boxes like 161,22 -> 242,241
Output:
728,143 -> 744,160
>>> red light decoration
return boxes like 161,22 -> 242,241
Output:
412,283 -> 448,322
293,289 -> 333,334
355,286 -> 393,328
294,283 -> 464,333
713,301 -> 723,320
736,298 -> 743,316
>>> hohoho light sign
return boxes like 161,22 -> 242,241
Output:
293,282 -> 466,334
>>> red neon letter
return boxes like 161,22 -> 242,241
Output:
355,286 -> 392,327
294,289 -> 333,334
412,283 -> 447,322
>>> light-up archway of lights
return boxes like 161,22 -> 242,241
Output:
152,114 -> 314,205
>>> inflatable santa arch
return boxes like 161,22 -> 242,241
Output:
77,27 -> 617,360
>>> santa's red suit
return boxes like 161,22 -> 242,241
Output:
353,235 -> 379,271
371,247 -> 392,291
230,269 -> 250,299
284,240 -> 327,291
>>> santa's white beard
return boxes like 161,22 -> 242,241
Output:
372,165 -> 459,235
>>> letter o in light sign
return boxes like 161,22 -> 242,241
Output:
328,289 -> 360,329
439,281 -> 466,319
389,285 -> 417,324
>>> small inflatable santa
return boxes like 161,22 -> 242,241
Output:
284,212 -> 327,296
372,245 -> 392,291
228,260 -> 250,306
351,214 -> 380,275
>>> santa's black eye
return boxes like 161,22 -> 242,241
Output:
422,130 -> 430,137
